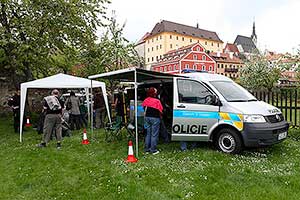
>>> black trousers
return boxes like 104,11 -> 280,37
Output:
69,114 -> 81,130
13,110 -> 20,133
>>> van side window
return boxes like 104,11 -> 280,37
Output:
178,79 -> 213,105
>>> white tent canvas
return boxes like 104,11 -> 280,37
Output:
20,73 -> 111,142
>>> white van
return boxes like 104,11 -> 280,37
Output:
133,72 -> 289,154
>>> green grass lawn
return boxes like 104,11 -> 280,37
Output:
1,118 -> 300,200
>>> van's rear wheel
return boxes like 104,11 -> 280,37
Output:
215,128 -> 242,154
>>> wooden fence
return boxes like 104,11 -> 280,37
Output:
252,89 -> 300,127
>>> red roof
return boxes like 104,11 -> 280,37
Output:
209,52 -> 243,64
224,43 -> 239,54
153,43 -> 205,66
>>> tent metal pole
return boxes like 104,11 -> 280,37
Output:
90,80 -> 94,138
134,69 -> 138,158
85,87 -> 90,126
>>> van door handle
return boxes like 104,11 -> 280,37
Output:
177,104 -> 186,108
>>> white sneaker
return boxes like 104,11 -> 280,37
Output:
152,151 -> 160,155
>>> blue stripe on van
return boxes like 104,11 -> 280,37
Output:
173,110 -> 219,119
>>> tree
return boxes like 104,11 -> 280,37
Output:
240,53 -> 280,91
0,0 -> 110,87
79,14 -> 143,91
80,15 -> 143,76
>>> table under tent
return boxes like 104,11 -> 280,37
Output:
88,67 -> 181,157
19,73 -> 111,142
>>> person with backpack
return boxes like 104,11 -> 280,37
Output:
37,89 -> 64,149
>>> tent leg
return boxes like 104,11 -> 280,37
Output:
90,80 -> 94,139
134,70 -> 138,158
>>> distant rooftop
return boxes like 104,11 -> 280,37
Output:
234,35 -> 257,53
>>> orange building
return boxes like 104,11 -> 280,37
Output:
209,52 -> 244,79
137,20 -> 223,69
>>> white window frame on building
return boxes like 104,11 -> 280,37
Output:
202,55 -> 206,60
209,66 -> 212,71
193,55 -> 198,60
202,65 -> 205,71
185,64 -> 189,69
193,64 -> 197,70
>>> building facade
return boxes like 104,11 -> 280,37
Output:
209,52 -> 245,79
139,20 -> 223,69
151,43 -> 216,74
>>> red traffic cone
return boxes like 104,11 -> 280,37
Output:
81,129 -> 90,145
125,140 -> 138,163
25,116 -> 32,127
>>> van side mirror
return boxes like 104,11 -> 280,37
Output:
211,95 -> 222,106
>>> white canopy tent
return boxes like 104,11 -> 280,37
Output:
20,73 -> 111,142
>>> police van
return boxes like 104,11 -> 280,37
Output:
134,71 -> 289,154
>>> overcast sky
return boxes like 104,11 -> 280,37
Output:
104,0 -> 300,54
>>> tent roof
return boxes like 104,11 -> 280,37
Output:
88,67 -> 182,82
21,73 -> 104,89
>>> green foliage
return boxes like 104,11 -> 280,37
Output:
240,53 -> 280,91
79,15 -> 143,77
1,117 -> 300,199
0,0 -> 110,83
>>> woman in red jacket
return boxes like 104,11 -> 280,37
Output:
142,87 -> 163,155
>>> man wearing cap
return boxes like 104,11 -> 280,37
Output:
37,89 -> 63,149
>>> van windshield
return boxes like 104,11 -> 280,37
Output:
210,81 -> 257,102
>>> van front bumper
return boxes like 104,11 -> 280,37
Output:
242,121 -> 289,147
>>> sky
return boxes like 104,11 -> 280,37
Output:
103,0 -> 300,54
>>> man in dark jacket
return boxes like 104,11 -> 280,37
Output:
37,89 -> 63,149
8,89 -> 21,133
94,90 -> 105,128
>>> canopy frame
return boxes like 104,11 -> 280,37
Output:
88,67 -> 182,157
20,73 -> 111,142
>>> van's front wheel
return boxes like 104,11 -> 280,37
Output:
215,128 -> 242,154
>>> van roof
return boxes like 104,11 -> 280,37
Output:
180,72 -> 233,82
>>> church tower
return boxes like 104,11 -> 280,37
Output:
251,21 -> 257,46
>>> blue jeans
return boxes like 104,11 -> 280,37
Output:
180,141 -> 198,151
144,117 -> 160,153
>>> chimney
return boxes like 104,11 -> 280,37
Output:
196,22 -> 199,29
229,52 -> 234,59
217,51 -> 221,57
